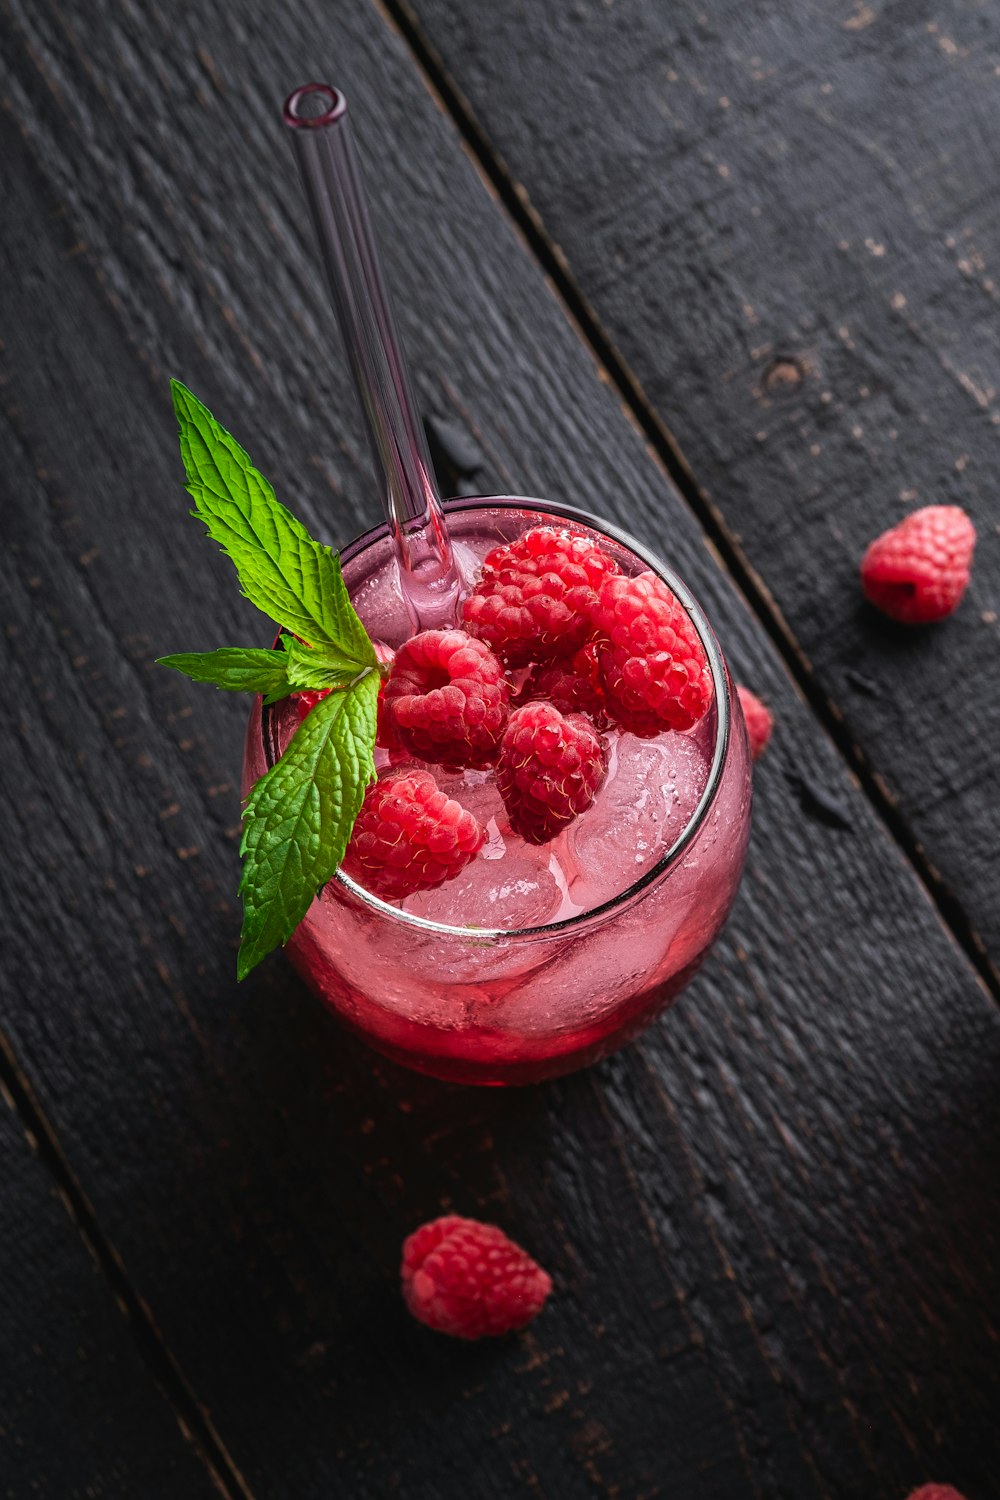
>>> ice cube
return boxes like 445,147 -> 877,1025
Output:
403,842 -> 566,931
431,765 -> 505,833
488,900 -> 682,1038
564,730 -> 710,912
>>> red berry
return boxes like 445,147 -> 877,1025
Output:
590,572 -> 712,735
342,768 -> 484,900
861,505 -> 975,624
736,685 -> 772,761
294,689 -> 329,722
462,525 -> 619,666
516,643 -> 612,729
372,645 -> 401,750
381,629 -> 510,769
905,1487 -> 968,1500
497,701 -> 607,844
401,1215 -> 552,1340
295,644 -> 400,741
375,700 -> 401,750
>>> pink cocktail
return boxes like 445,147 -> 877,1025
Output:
243,498 -> 751,1085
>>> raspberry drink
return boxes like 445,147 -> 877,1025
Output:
159,93 -> 750,1082
244,499 -> 752,1085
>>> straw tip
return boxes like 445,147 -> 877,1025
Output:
283,83 -> 347,129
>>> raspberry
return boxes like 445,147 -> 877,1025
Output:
516,643 -> 612,730
905,1487 -> 967,1500
298,683 -> 395,742
381,629 -> 510,769
590,572 -> 712,735
861,505 -> 975,623
295,644 -> 400,742
294,689 -> 328,722
497,701 -> 607,844
401,1215 -> 552,1340
462,525 -> 619,666
736,685 -> 772,761
375,698 -> 402,751
372,643 -> 400,749
341,769 -> 484,900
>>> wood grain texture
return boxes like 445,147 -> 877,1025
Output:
0,0 -> 997,1497
401,0 -> 1000,971
0,1095 -> 221,1498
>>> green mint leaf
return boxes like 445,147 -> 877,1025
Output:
170,380 -> 376,667
283,637 -> 371,692
236,669 -> 379,980
322,550 -> 378,668
158,648 -> 295,698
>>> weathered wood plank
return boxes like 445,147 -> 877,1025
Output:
0,0 -> 997,1497
0,1092 -> 222,1499
402,0 -> 1000,972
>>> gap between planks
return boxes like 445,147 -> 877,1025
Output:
379,0 -> 1000,1009
0,1028 -> 256,1500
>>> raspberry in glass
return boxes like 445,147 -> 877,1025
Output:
372,641 -> 401,748
462,525 -> 618,666
497,701 -> 607,844
381,628 -> 510,769
861,505 -> 975,623
516,643 -> 612,729
401,1215 -> 552,1339
590,571 -> 712,735
294,689 -> 329,722
342,768 -> 484,899
295,643 -> 399,742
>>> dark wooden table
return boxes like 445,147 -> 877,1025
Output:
2,1 -> 998,1496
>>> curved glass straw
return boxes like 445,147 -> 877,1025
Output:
284,83 -> 459,624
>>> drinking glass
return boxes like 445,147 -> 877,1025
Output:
243,497 -> 752,1085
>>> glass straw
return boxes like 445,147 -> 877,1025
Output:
284,84 -> 459,623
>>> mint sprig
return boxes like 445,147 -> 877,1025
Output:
282,636 -> 371,693
238,673 -> 379,980
158,647 -> 295,700
159,382 -> 382,979
170,380 -> 376,668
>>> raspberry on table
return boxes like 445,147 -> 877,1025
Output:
462,525 -> 619,667
381,629 -> 510,769
497,701 -> 607,845
860,504 -> 975,624
590,571 -> 712,735
736,684 -> 773,761
904,1487 -> 968,1500
341,768 -> 484,900
401,1215 -> 552,1340
516,643 -> 612,730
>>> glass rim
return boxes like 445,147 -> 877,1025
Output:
261,496 -> 731,942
